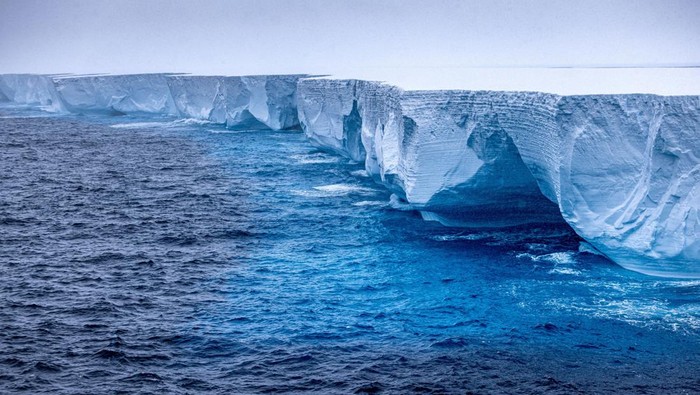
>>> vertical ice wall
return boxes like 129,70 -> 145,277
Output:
297,78 -> 700,277
296,78 -> 404,192
297,80 -> 563,227
543,95 -> 698,277
296,79 -> 366,161
0,73 -> 307,130
0,74 -> 65,112
54,74 -> 178,115
166,75 -> 228,122
164,74 -> 305,129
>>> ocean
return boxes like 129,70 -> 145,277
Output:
1,113 -> 699,394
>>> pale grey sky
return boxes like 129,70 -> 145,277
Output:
0,0 -> 698,75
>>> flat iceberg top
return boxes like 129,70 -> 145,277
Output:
312,67 -> 700,96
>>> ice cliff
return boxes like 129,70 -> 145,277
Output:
54,74 -> 178,115
168,74 -> 304,130
297,78 -> 700,278
0,74 -> 65,112
1,72 -> 698,278
538,95 -> 699,277
0,73 -> 306,130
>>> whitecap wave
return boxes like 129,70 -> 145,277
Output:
351,200 -> 386,207
290,153 -> 341,165
110,121 -> 169,129
173,118 -> 214,125
291,183 -> 379,198
517,251 -> 578,265
430,233 -> 488,242
208,129 -> 240,134
111,118 -> 214,130
546,295 -> 700,333
350,170 -> 369,178
547,266 -> 583,276
388,194 -> 414,211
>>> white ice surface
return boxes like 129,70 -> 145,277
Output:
315,67 -> 700,96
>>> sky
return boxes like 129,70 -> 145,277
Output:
0,0 -> 699,77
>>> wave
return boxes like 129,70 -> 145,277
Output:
351,200 -> 387,207
290,153 -> 341,165
350,169 -> 369,178
290,183 -> 380,198
111,118 -> 214,130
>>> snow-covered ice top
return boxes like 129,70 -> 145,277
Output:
314,67 -> 700,96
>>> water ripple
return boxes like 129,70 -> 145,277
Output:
0,114 -> 698,393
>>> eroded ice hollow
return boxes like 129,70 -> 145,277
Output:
0,69 -> 698,278
297,74 -> 700,278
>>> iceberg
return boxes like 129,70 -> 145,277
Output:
297,78 -> 405,192
218,75 -> 304,130
2,73 -> 307,130
1,71 -> 698,277
396,90 -> 564,227
297,79 -> 366,161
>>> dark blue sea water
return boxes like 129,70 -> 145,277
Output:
1,112 -> 699,394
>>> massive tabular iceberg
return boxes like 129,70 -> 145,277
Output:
297,79 -> 403,193
1,72 -> 698,278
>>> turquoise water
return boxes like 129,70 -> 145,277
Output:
1,112 -> 699,393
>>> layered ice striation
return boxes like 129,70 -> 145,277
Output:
1,72 -> 698,277
397,91 -> 564,227
297,78 -> 700,278
298,80 -> 563,227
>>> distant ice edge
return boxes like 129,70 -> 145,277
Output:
1,73 -> 698,278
